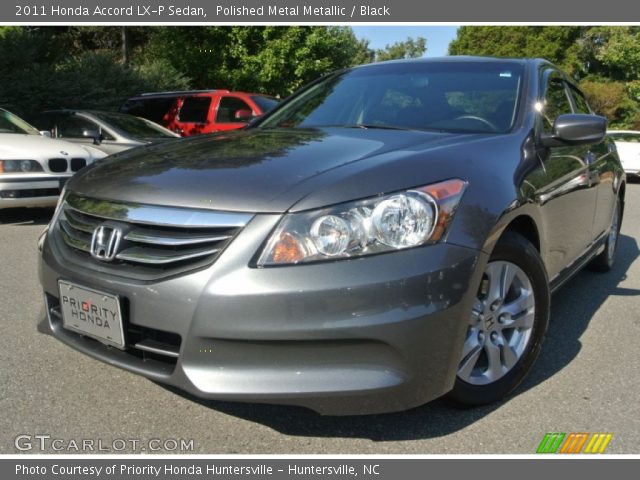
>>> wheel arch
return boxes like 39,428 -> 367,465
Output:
482,205 -> 545,257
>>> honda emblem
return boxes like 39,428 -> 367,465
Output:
90,225 -> 122,261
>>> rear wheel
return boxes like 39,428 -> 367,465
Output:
589,197 -> 621,272
448,232 -> 549,406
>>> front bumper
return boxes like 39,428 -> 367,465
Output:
39,214 -> 486,415
0,175 -> 69,209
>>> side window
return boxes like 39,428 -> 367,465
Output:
178,97 -> 212,123
56,116 -> 99,139
121,98 -> 176,125
216,97 -> 253,123
568,86 -> 591,114
542,75 -> 573,133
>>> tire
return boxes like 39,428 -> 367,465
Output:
447,231 -> 550,406
589,197 -> 622,273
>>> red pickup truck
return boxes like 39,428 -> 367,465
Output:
120,90 -> 279,136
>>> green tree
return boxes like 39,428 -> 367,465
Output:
374,37 -> 427,62
142,26 -> 373,96
0,28 -> 189,116
448,26 -> 640,128
449,26 -> 583,72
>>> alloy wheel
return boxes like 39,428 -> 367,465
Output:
457,260 -> 536,385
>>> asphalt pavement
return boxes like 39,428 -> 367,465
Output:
1,185 -> 639,454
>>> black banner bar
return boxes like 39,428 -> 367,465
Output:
5,0 -> 640,22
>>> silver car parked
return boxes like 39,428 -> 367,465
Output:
30,110 -> 180,156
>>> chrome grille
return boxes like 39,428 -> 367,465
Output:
54,194 -> 252,280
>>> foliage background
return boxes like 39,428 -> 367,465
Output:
0,26 -> 638,128
449,26 -> 640,128
0,26 -> 423,117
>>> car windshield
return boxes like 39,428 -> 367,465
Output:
0,109 -> 41,135
251,95 -> 280,113
259,61 -> 524,134
93,112 -> 176,139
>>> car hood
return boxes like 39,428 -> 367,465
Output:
69,127 -> 499,213
0,133 -> 105,160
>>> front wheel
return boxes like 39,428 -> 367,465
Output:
447,232 -> 550,406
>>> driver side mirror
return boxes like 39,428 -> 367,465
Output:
82,129 -> 103,145
541,114 -> 607,147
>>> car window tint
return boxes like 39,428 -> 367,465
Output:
216,97 -> 252,123
178,97 -> 212,123
568,86 -> 591,114
121,98 -> 177,124
445,90 -> 517,131
94,112 -> 174,139
251,95 -> 279,113
56,116 -> 99,139
543,76 -> 573,133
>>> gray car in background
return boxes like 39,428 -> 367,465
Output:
38,57 -> 625,415
30,110 -> 179,156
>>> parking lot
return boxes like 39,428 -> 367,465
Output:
1,184 -> 639,454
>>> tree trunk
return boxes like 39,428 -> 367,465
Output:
121,26 -> 130,66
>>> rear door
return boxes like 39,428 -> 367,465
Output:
174,94 -> 214,136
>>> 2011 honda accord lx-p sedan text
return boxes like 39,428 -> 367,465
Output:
38,57 -> 625,415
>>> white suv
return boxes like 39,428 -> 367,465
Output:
0,108 -> 106,209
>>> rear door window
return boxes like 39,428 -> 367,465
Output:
178,97 -> 212,123
121,98 -> 176,125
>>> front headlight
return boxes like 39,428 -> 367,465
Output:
257,179 -> 467,266
0,160 -> 44,173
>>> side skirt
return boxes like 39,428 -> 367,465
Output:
549,233 -> 607,295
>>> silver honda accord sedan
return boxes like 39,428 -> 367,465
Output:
38,57 -> 625,414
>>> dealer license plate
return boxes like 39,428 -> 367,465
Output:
58,280 -> 126,350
